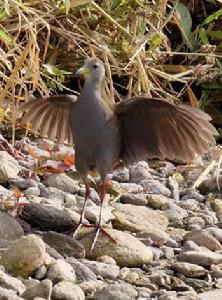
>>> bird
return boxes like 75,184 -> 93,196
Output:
21,57 -> 218,248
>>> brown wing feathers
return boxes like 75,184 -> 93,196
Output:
115,97 -> 218,163
21,95 -> 76,144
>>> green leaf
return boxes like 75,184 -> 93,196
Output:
0,9 -> 7,21
0,30 -> 13,45
203,8 -> 222,25
175,1 -> 195,51
149,33 -> 162,50
62,0 -> 71,15
43,64 -> 72,76
199,28 -> 209,44
207,30 -> 222,40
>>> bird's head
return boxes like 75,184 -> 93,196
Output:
76,57 -> 105,83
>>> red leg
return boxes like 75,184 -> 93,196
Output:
91,182 -> 116,251
73,182 -> 90,237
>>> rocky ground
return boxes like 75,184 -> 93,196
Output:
0,137 -> 222,300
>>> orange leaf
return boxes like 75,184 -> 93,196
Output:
13,187 -> 22,199
28,146 -> 36,159
64,155 -> 75,166
187,87 -> 199,107
38,167 -> 65,174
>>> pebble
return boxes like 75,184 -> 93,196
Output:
0,151 -> 21,183
46,174 -> 79,194
178,250 -> 222,266
66,257 -> 97,282
171,262 -> 207,278
21,279 -> 52,300
140,179 -> 171,197
81,259 -> 120,280
46,259 -> 76,284
1,234 -> 47,277
0,212 -> 24,241
52,281 -> 85,300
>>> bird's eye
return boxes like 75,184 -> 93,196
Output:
93,65 -> 98,69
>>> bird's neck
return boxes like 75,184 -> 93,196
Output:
82,79 -> 103,99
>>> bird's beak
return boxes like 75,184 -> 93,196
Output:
75,66 -> 89,76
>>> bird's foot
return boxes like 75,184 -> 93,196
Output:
90,224 -> 116,251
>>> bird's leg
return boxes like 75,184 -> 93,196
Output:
91,182 -> 116,251
73,181 -> 90,237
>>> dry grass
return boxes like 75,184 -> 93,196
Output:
0,0 -> 221,130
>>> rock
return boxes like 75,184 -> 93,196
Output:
112,168 -> 129,182
66,257 -> 97,282
42,187 -> 76,207
52,281 -> 85,300
84,205 -> 114,224
182,241 -> 202,252
186,217 -> 205,229
183,277 -> 212,293
171,262 -> 207,278
79,228 -> 153,267
0,286 -> 24,300
167,175 -> 180,201
140,179 -> 171,197
146,194 -> 169,209
43,231 -> 85,259
11,178 -> 39,189
0,212 -> 24,241
24,187 -> 41,196
21,279 -> 52,300
136,230 -> 169,246
0,151 -> 20,183
129,163 -> 152,183
181,189 -> 205,202
96,255 -> 117,265
119,183 -> 143,193
47,259 -> 76,284
0,269 -> 25,293
120,194 -> 148,206
79,280 -> 106,297
184,229 -> 222,251
163,202 -> 188,227
81,259 -> 120,280
46,174 -> 79,194
178,251 -> 222,266
205,227 -> 222,243
35,265 -> 47,280
199,289 -> 222,300
0,185 -> 12,197
198,176 -> 222,194
1,234 -> 47,277
91,282 -> 137,300
179,199 -> 199,211
113,203 -> 168,233
21,203 -> 76,232
210,199 -> 222,216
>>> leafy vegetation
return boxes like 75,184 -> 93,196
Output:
0,0 -> 222,134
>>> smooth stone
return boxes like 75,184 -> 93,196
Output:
146,194 -> 169,209
112,168 -> 129,182
182,241 -> 202,253
171,262 -> 207,278
21,203 -> 76,232
96,255 -> 117,265
43,231 -> 85,259
198,176 -> 222,194
35,265 -> 47,280
163,202 -> 188,227
0,185 -> 12,197
136,230 -> 169,246
0,286 -> 24,300
184,229 -> 222,251
0,151 -> 21,183
66,257 -> 97,282
210,199 -> 222,216
24,187 -> 41,196
129,164 -> 152,183
11,178 -> 38,189
199,289 -> 222,300
52,281 -> 85,300
140,179 -> 171,197
120,194 -> 148,206
80,259 -> 120,280
47,259 -> 76,284
119,183 -> 143,193
91,282 -> 137,300
178,251 -> 222,266
21,279 -> 52,300
84,205 -> 114,224
1,234 -> 47,277
167,175 -> 180,201
79,228 -> 153,267
179,199 -> 199,211
46,174 -> 79,194
41,187 -> 76,205
0,269 -> 25,293
0,212 -> 24,240
113,203 -> 168,233
79,280 -> 106,296
205,227 -> 222,243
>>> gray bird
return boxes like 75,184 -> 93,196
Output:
21,57 -> 218,248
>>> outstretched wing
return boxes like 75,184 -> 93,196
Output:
21,94 -> 77,144
115,97 -> 218,163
